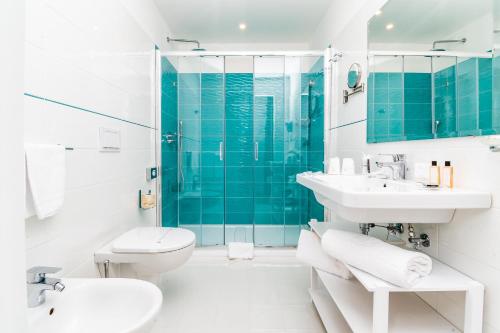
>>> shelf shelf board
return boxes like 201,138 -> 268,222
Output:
316,269 -> 459,333
310,289 -> 351,333
309,221 -> 481,293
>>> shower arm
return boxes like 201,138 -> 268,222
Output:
432,38 -> 467,50
167,37 -> 201,49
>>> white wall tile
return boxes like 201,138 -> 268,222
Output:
313,0 -> 500,330
24,0 -> 168,279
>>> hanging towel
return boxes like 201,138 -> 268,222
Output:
227,242 -> 254,259
297,230 -> 352,279
25,144 -> 66,220
322,229 -> 432,288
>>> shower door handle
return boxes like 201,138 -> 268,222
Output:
219,142 -> 224,161
254,142 -> 259,161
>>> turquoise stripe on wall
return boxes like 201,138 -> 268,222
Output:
24,93 -> 155,129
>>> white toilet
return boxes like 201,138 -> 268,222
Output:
95,227 -> 196,284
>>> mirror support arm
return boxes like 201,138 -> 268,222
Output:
343,83 -> 365,104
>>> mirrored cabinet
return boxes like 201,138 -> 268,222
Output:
367,0 -> 499,143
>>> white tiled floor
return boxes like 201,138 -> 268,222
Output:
151,249 -> 326,333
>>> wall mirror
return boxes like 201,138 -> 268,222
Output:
367,0 -> 497,143
348,63 -> 362,88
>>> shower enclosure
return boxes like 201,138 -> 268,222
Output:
160,52 -> 325,247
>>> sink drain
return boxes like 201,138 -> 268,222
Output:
49,308 -> 55,316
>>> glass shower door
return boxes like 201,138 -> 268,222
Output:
224,56 -> 255,243
200,57 -> 225,245
253,57 -> 285,246
177,57 -> 202,245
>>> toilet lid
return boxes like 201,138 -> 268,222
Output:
111,227 -> 196,253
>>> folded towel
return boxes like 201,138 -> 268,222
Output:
321,229 -> 432,287
25,144 -> 66,220
228,242 -> 254,259
296,230 -> 352,279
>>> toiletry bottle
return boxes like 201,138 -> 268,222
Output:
442,161 -> 454,188
429,161 -> 440,186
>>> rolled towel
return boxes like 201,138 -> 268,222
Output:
321,229 -> 432,287
296,230 -> 352,280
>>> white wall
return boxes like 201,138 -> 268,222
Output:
0,0 -> 27,331
24,0 -> 171,278
177,42 -> 311,51
313,1 -> 500,332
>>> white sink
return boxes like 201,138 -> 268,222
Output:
297,172 -> 491,223
28,278 -> 163,333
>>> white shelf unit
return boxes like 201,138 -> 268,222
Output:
309,221 -> 484,333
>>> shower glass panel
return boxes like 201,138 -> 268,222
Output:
160,56 -> 179,228
253,57 -> 285,246
160,54 -> 325,247
284,56 -> 303,245
177,57 -> 202,245
457,57 -> 480,136
300,57 -> 325,225
200,57 -> 225,245
224,56 -> 255,243
433,56 -> 458,138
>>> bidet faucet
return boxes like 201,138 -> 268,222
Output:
26,266 -> 65,307
375,154 -> 407,180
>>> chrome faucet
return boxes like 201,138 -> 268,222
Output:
26,266 -> 65,307
375,154 -> 407,180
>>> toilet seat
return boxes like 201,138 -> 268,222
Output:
111,227 -> 195,254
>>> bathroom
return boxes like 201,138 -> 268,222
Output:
2,0 -> 500,332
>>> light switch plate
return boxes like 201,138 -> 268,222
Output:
99,127 -> 121,152
147,167 -> 158,181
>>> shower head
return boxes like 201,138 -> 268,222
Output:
167,37 -> 206,51
431,38 -> 467,51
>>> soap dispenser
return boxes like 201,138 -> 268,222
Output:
429,161 -> 440,186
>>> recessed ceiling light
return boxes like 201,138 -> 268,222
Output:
385,23 -> 394,30
375,10 -> 382,16
239,23 -> 247,30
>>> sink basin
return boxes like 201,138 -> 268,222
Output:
28,278 -> 163,333
297,172 -> 491,223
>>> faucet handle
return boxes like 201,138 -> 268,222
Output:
377,153 -> 406,162
27,266 -> 61,283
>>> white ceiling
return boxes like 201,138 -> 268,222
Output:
369,0 -> 491,44
154,0 -> 333,45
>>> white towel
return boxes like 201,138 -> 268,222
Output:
321,229 -> 432,288
227,242 -> 254,259
25,144 -> 66,220
296,230 -> 352,279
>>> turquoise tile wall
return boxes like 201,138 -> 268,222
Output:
404,73 -> 433,140
367,72 -> 404,143
161,57 -> 179,227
